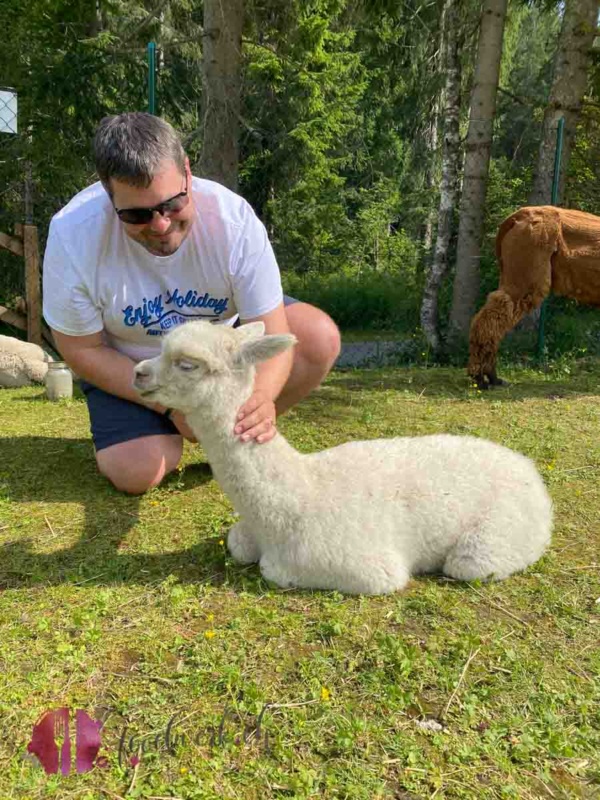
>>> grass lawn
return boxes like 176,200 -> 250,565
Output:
0,359 -> 599,800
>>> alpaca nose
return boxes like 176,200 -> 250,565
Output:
133,363 -> 153,388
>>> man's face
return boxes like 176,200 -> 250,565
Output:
109,158 -> 195,256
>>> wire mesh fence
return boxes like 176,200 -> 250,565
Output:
0,89 -> 17,134
0,87 -> 26,309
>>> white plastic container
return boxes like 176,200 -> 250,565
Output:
45,361 -> 73,401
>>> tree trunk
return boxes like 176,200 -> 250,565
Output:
448,0 -> 508,346
529,0 -> 599,205
420,0 -> 462,352
421,112 -> 440,257
421,0 -> 448,259
88,0 -> 103,36
199,0 -> 245,191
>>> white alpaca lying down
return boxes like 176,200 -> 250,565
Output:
0,334 -> 53,387
133,321 -> 552,596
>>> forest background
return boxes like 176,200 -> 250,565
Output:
1,0 -> 600,364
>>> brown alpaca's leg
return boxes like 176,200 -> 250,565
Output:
468,290 -> 515,389
468,288 -> 549,389
468,209 -> 556,388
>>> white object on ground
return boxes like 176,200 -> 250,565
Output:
0,335 -> 53,387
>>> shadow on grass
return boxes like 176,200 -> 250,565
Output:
326,360 -> 600,402
0,435 -> 231,590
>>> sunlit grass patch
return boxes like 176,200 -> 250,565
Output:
0,358 -> 598,799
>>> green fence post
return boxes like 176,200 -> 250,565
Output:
148,42 -> 156,115
537,116 -> 565,361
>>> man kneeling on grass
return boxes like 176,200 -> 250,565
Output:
43,112 -> 340,494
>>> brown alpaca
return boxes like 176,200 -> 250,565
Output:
468,206 -> 600,388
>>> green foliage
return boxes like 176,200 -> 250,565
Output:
242,0 -> 369,272
0,0 -> 598,350
494,1 -> 560,168
284,264 -> 421,333
565,105 -> 600,214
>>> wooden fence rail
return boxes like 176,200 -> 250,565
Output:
0,223 -> 53,348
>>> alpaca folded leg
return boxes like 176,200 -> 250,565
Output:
259,551 -> 300,590
443,517 -> 547,583
259,548 -> 410,595
335,554 -> 410,595
443,534 -> 501,582
227,521 -> 261,564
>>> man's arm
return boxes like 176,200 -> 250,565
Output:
52,328 -> 197,441
51,329 -> 166,408
234,302 -> 293,444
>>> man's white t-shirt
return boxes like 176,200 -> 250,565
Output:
42,177 -> 284,362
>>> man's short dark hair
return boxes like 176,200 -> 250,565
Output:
93,112 -> 186,192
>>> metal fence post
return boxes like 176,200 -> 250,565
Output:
148,42 -> 156,114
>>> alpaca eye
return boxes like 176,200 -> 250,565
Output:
177,360 -> 198,372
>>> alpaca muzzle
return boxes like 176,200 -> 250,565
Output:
133,361 -> 159,394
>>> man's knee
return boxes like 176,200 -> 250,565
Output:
287,303 -> 341,371
312,312 -> 342,369
96,435 -> 183,495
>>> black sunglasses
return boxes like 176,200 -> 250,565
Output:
114,177 -> 189,225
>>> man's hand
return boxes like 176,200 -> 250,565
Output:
234,391 -> 277,444
169,410 -> 198,443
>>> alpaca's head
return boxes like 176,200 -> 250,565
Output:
133,320 -> 296,414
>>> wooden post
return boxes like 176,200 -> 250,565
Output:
0,162 -> 45,347
23,224 -> 42,346
20,161 -> 43,345
0,230 -> 23,257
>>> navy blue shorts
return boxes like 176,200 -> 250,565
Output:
82,296 -> 299,452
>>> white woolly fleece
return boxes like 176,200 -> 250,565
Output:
0,335 -> 53,387
134,321 -> 552,596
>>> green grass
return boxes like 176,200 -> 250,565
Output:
0,359 -> 599,800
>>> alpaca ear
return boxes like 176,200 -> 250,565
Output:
235,321 -> 266,343
233,333 -> 297,367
